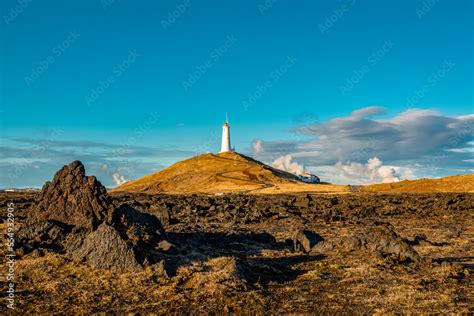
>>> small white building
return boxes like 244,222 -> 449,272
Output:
220,113 -> 233,153
298,172 -> 320,183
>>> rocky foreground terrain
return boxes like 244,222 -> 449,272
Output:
1,161 -> 473,313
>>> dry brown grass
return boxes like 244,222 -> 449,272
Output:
6,252 -> 267,314
111,151 -> 348,194
362,174 -> 474,193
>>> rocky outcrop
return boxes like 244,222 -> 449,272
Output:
67,222 -> 143,272
110,204 -> 165,246
17,160 -> 170,272
16,220 -> 74,254
35,161 -> 111,230
106,204 -> 168,263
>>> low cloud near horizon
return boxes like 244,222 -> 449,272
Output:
0,137 -> 195,188
252,107 -> 473,184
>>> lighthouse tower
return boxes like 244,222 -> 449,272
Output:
220,113 -> 232,153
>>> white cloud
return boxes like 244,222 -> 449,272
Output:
103,163 -> 130,186
305,158 -> 416,185
350,106 -> 385,120
252,139 -> 263,154
447,148 -> 474,153
112,171 -> 129,186
251,107 -> 474,181
271,154 -> 305,175
335,157 -> 406,184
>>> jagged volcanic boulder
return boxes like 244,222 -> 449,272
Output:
16,220 -> 74,254
108,204 -> 165,246
35,161 -> 112,230
105,204 -> 168,263
68,222 -> 143,272
62,204 -> 169,270
17,160 -> 170,272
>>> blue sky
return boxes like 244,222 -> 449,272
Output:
0,0 -> 473,187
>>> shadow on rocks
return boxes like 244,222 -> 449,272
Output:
162,230 -> 324,284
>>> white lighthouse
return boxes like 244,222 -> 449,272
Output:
220,113 -> 232,153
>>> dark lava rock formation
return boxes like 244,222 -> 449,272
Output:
68,222 -> 143,272
16,219 -> 74,254
314,221 -> 420,263
17,161 -> 168,271
354,221 -> 420,263
36,160 -> 112,229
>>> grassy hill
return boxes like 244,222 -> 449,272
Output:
110,151 -> 347,194
362,174 -> 474,193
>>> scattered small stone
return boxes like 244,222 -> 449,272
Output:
293,229 -> 324,253
156,240 -> 175,252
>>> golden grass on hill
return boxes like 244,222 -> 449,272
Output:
362,174 -> 474,193
110,151 -> 347,194
111,152 -> 473,194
